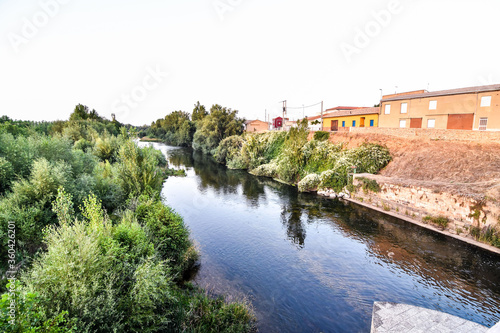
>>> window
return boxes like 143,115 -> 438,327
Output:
352,120 -> 356,127
369,119 -> 374,127
427,119 -> 435,128
429,100 -> 437,110
479,118 -> 488,131
481,96 -> 492,107
342,121 -> 345,127
400,103 -> 408,114
399,120 -> 406,128
384,104 -> 391,114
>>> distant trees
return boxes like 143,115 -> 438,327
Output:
146,102 -> 245,154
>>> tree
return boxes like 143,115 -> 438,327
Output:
192,104 -> 245,155
191,101 -> 208,122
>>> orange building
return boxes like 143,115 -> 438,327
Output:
244,119 -> 269,132
379,84 -> 500,131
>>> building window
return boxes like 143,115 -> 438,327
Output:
369,119 -> 374,127
400,102 -> 408,114
479,118 -> 488,131
427,119 -> 435,128
384,104 -> 391,114
399,120 -> 406,128
481,96 -> 492,107
342,121 -> 345,127
352,120 -> 356,127
429,100 -> 437,110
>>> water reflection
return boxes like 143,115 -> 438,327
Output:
158,144 -> 500,330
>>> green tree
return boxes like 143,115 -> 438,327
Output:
191,101 -> 207,122
192,104 -> 245,155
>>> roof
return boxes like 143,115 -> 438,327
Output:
324,106 -> 362,112
382,84 -> 500,102
322,107 -> 379,118
305,115 -> 322,121
244,119 -> 268,125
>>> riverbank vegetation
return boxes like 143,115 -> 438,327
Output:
215,120 -> 392,193
144,107 -> 390,193
0,106 -> 255,332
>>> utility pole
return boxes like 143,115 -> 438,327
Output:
320,101 -> 324,131
280,100 -> 287,130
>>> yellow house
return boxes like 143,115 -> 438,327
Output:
379,84 -> 500,131
322,107 -> 379,131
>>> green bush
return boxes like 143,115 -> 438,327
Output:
298,173 -> 321,192
423,215 -> 449,229
357,177 -> 381,193
313,131 -> 329,141
0,157 -> 14,194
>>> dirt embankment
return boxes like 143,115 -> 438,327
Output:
325,132 -> 500,199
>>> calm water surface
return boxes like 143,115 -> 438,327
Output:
146,143 -> 500,332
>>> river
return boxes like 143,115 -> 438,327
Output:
144,142 -> 500,332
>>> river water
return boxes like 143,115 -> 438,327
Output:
147,143 -> 500,332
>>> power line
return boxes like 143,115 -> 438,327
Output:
285,101 -> 323,109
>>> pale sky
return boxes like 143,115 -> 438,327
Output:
1,0 -> 499,126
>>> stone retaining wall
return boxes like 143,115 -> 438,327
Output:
351,174 -> 500,239
349,127 -> 500,142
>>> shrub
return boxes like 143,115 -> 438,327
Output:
115,141 -> 166,197
215,136 -> 246,169
0,157 -> 14,193
298,173 -> 321,192
357,177 -> 381,193
319,169 -> 346,193
423,215 -> 449,229
313,131 -> 329,141
250,162 -> 278,178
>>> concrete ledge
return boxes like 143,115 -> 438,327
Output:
371,302 -> 489,333
343,197 -> 500,256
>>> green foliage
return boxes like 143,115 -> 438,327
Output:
357,177 -> 381,193
423,215 -> 449,229
115,141 -> 166,197
0,109 -> 257,332
298,173 -> 321,192
69,104 -> 104,122
274,119 -> 310,183
0,157 -> 14,193
313,131 -> 330,141
94,136 -> 120,162
192,104 -> 245,155
136,197 -> 194,277
191,101 -> 208,122
215,136 -> 247,169
52,187 -> 75,226
177,290 -> 256,333
470,225 -> 500,248
0,282 -> 78,332
149,111 -> 196,146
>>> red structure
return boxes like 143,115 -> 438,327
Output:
273,117 -> 283,128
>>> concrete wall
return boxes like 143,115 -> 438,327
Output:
351,174 -> 500,239
349,126 -> 500,142
379,91 -> 500,131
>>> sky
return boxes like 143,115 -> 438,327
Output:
1,0 -> 499,126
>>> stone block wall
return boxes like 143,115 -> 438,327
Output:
349,127 -> 500,142
351,174 -> 500,237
